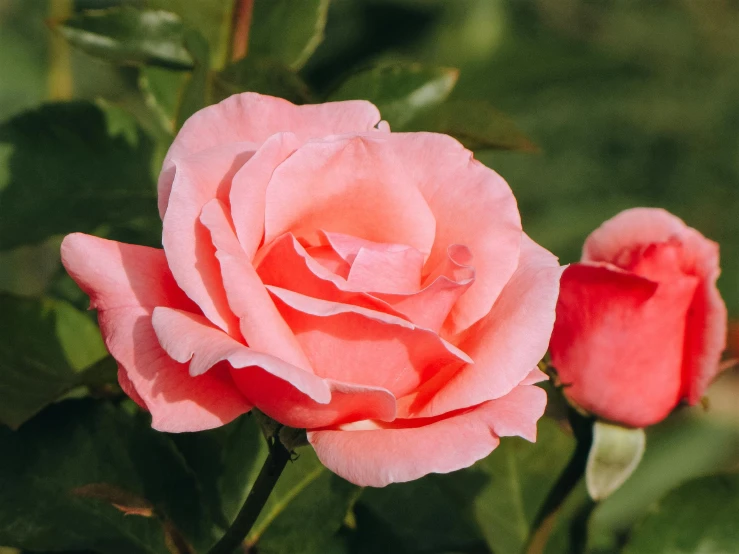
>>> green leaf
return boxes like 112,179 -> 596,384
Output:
0,238 -> 62,297
0,102 -> 158,251
52,295 -> 108,371
356,472 -> 487,553
586,421 -> 645,501
624,474 -> 739,554
0,294 -> 111,429
212,56 -> 314,105
589,412 -> 739,551
175,30 -> 211,129
170,414 -> 268,528
406,100 -> 538,151
328,62 -> 459,129
148,0 -> 234,70
472,417 -> 576,554
173,417 -> 359,553
356,417 -> 575,554
0,399 -> 216,553
140,66 -> 190,134
247,446 -> 361,554
173,416 -> 359,552
249,0 -> 331,69
56,7 -> 193,70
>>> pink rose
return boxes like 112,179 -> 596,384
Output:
550,208 -> 727,428
61,93 -> 562,487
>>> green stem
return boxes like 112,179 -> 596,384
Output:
569,497 -> 596,554
207,436 -> 291,554
525,408 -> 594,554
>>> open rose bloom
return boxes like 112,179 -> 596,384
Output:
61,93 -> 562,487
550,208 -> 727,428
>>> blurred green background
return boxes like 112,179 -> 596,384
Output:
2,0 -> 738,316
0,1 -> 737,554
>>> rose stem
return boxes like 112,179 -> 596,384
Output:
230,0 -> 254,62
207,434 -> 291,554
525,407 -> 594,554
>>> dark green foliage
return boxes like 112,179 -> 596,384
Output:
0,293 -> 112,428
0,400 -> 216,553
57,7 -> 194,69
625,474 -> 739,554
0,102 -> 158,251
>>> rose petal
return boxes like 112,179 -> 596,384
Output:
162,142 -> 254,336
266,286 -> 472,398
257,233 -> 403,315
117,364 -> 147,409
375,244 -> 475,332
398,236 -> 562,418
550,260 -> 699,427
582,207 -> 727,405
61,233 -> 251,432
304,245 -> 351,277
200,199 -> 313,371
520,368 -> 549,385
347,246 -> 423,294
158,93 -> 383,216
265,235 -> 474,333
308,385 -> 546,487
229,132 -> 302,260
61,234 -> 195,312
263,134 -> 437,258
152,307 -> 396,428
406,133 -> 522,334
583,207 -> 690,265
152,307 -> 325,397
318,232 -> 425,294
235,369 -> 398,429
682,233 -> 727,402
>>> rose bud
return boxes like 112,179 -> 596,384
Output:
550,208 -> 727,427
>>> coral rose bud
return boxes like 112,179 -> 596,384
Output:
550,208 -> 727,427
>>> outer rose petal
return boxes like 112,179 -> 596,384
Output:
263,134 -> 437,258
550,262 -> 699,427
398,236 -> 562,418
162,142 -> 254,336
308,385 -> 546,487
117,365 -> 147,409
152,307 -> 396,429
61,234 -> 194,312
682,238 -> 727,402
152,308 -> 328,400
60,233 -> 251,432
520,368 -> 549,385
583,208 -> 727,404
582,208 -> 687,265
158,93 -> 383,216
404,133 -> 522,334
